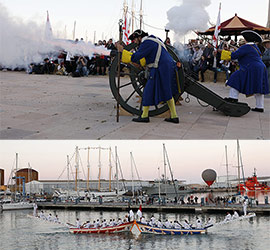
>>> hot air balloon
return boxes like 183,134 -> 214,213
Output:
202,169 -> 217,186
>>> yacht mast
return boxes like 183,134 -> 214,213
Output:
75,146 -> 79,192
130,152 -> 135,198
237,141 -> 241,192
139,0 -> 143,29
115,146 -> 119,198
163,144 -> 178,198
109,147 -> 112,192
225,145 -> 229,188
87,147 -> 90,191
98,146 -> 102,191
131,0 -> 135,32
67,155 -> 70,198
15,153 -> 18,201
163,144 -> 167,193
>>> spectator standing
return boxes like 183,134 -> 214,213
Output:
262,39 -> 270,98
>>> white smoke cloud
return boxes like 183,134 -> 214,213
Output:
166,0 -> 211,38
0,3 -> 109,69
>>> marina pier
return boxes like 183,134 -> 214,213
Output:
37,202 -> 270,215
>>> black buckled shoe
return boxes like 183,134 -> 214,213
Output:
224,97 -> 238,103
164,117 -> 179,124
132,117 -> 150,123
251,108 -> 264,113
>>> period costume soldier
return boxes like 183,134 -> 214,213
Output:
262,39 -> 270,98
221,30 -> 269,112
118,29 -> 179,123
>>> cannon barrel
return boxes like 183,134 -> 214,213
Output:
109,43 -> 250,117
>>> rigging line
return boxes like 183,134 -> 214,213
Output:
7,157 -> 16,187
126,10 -> 164,31
58,152 -> 76,179
131,153 -> 143,189
79,154 -> 87,181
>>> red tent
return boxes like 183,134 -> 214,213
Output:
199,14 -> 270,39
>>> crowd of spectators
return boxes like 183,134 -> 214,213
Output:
26,38 -> 117,77
185,37 -> 242,83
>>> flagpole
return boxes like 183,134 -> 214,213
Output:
73,21 -> 76,41
139,0 -> 143,30
213,3 -> 221,49
116,19 -> 123,122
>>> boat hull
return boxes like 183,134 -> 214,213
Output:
131,221 -> 207,235
2,202 -> 33,211
69,221 -> 133,234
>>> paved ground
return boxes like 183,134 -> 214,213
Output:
0,72 -> 269,139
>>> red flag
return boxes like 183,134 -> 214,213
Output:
123,16 -> 131,45
45,10 -> 53,40
139,204 -> 142,211
213,3 -> 221,48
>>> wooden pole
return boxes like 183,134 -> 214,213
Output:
116,19 -> 123,122
87,147 -> 90,191
109,147 -> 112,192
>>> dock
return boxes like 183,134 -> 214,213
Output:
37,202 -> 270,215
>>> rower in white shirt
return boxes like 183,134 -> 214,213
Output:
232,210 -> 239,219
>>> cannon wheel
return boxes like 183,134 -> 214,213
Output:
109,43 -> 184,117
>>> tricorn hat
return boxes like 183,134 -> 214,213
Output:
241,30 -> 262,43
262,39 -> 270,44
128,29 -> 148,40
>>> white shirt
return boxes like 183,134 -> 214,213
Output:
76,220 -> 81,228
232,211 -> 239,219
196,218 -> 202,228
225,213 -> 232,221
157,221 -> 163,228
174,222 -> 181,229
183,221 -> 191,229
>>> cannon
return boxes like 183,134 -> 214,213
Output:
109,43 -> 250,117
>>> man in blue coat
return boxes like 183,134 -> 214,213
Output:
119,30 -> 179,123
222,30 -> 269,112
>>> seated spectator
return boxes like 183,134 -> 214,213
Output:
189,45 -> 203,79
42,58 -> 55,74
56,62 -> 68,76
220,59 -> 231,83
75,56 -> 88,76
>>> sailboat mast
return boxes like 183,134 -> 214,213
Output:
115,146 -> 119,198
139,0 -> 143,29
73,21 -> 76,40
238,141 -> 246,188
67,155 -> 70,198
75,146 -> 79,192
87,147 -> 90,191
130,152 -> 135,198
237,141 -> 241,192
158,166 -> 161,201
109,147 -> 112,192
163,144 -> 178,198
15,153 -> 18,200
131,0 -> 135,32
163,144 -> 167,195
225,145 -> 229,188
98,146 -> 101,191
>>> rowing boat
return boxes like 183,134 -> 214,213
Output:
69,221 -> 134,234
130,221 -> 212,235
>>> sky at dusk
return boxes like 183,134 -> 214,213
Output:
1,0 -> 269,43
0,1 -> 269,186
0,140 -> 269,185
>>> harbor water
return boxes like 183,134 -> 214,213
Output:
0,209 -> 269,250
